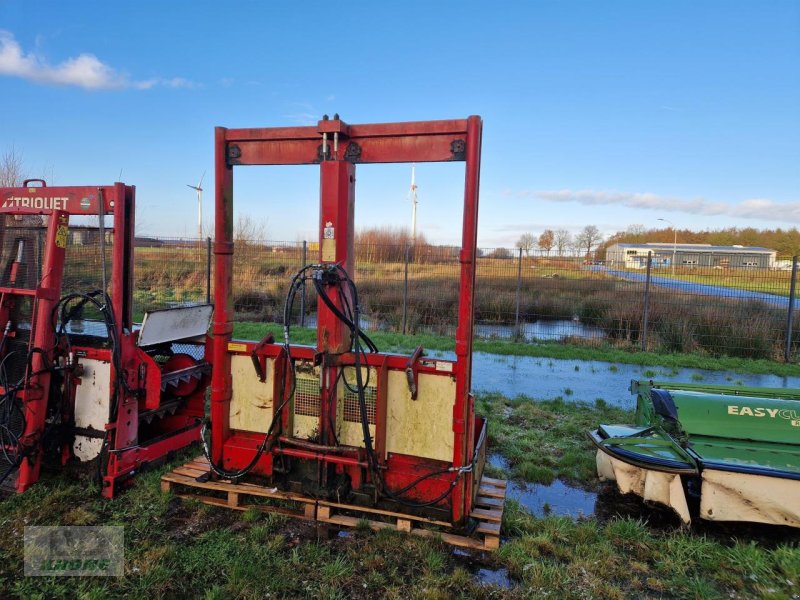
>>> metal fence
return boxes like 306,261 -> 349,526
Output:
113,238 -> 800,362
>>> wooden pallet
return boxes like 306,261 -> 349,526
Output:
160,457 -> 316,520
161,457 -> 506,551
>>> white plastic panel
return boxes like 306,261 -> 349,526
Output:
138,304 -> 213,347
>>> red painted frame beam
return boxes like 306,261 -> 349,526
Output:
224,119 -> 470,166
0,184 -> 123,215
213,116 -> 483,524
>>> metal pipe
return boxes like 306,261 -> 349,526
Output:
658,217 -> 677,275
206,237 -> 212,304
273,446 -> 367,468
641,252 -> 652,351
786,256 -> 798,362
97,188 -> 108,298
514,247 -> 522,338
402,244 -> 410,334
277,435 -> 361,455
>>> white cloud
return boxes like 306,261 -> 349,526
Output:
527,189 -> 800,223
0,30 -> 196,91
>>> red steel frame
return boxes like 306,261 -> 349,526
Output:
0,181 -> 204,496
212,116 -> 483,524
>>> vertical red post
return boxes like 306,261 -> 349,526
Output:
317,160 -> 355,446
17,210 -> 69,491
211,127 -> 235,463
452,115 -> 483,523
110,183 -> 135,334
317,160 -> 355,353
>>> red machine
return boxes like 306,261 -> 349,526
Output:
207,116 -> 489,527
0,180 -> 209,497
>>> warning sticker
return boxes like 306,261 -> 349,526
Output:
55,225 -> 68,248
227,342 -> 248,352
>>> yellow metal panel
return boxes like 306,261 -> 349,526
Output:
337,366 -> 375,448
386,371 -> 455,462
322,238 -> 336,262
229,355 -> 274,433
339,421 -> 375,448
293,415 -> 319,439
292,373 -> 320,439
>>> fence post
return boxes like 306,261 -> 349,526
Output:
206,237 -> 212,304
402,244 -> 410,335
641,251 -> 652,351
300,241 -> 307,327
785,256 -> 798,362
514,247 -> 523,339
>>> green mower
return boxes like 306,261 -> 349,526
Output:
589,381 -> 800,528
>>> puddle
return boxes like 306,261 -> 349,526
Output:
451,544 -> 514,589
489,455 -> 597,518
509,479 -> 597,519
463,352 -> 800,407
475,319 -> 605,342
476,566 -> 512,588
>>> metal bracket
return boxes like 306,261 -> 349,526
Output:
450,139 -> 466,161
227,144 -> 242,166
405,345 -> 424,400
344,142 -> 362,163
316,143 -> 331,162
251,332 -> 275,382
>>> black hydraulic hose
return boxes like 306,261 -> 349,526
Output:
315,264 -> 476,509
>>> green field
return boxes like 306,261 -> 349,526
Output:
2,394 -> 797,599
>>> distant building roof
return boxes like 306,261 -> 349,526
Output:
608,243 -> 775,253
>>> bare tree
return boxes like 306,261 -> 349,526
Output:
626,224 -> 646,236
0,146 -> 25,187
515,232 -> 536,257
554,229 -> 571,256
490,247 -> 512,259
234,214 -> 268,243
538,229 -> 555,256
575,225 -> 603,258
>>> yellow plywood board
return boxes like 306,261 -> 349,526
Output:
339,421 -> 375,448
386,371 -> 455,462
229,355 -> 274,433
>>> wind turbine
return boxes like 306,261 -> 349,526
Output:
187,171 -> 205,242
409,164 -> 418,245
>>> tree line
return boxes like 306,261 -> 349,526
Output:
510,223 -> 800,260
509,225 -> 602,259
599,224 -> 800,257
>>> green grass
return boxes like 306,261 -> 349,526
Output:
1,395 -> 797,599
646,268 -> 792,297
477,394 -> 633,486
232,321 -> 800,377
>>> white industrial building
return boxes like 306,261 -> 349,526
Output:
605,243 -> 777,269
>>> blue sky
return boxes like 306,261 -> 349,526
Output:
0,1 -> 798,247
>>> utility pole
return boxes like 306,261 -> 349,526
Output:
658,217 -> 677,275
409,164 -> 418,245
